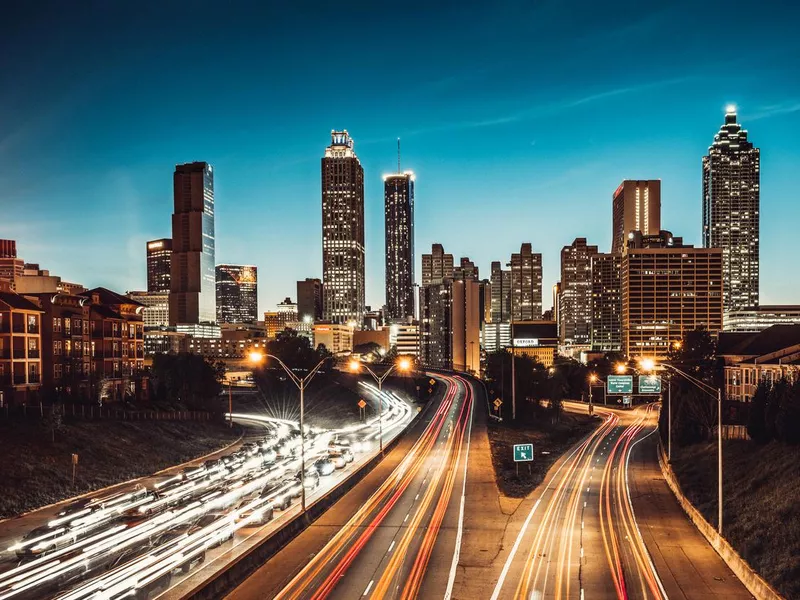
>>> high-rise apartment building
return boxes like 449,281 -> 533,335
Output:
490,261 -> 511,324
384,171 -> 415,320
560,238 -> 597,347
510,243 -> 543,321
591,253 -> 622,352
421,244 -> 454,285
702,107 -> 760,312
419,279 -> 480,372
321,131 -> 365,325
622,231 -> 723,359
297,278 -> 323,322
215,265 -> 258,324
454,257 -> 479,281
169,162 -> 216,330
612,180 -> 661,254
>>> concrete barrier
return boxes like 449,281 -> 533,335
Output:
181,391 -> 437,600
657,442 -> 784,600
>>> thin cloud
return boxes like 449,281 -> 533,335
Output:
747,101 -> 800,121
399,76 -> 694,138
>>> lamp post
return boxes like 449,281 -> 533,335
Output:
350,357 -> 411,453
228,351 -> 266,427
642,358 -> 723,534
249,352 -> 327,513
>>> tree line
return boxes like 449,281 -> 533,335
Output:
747,378 -> 800,444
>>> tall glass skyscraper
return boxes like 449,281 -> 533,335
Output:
321,131 -> 365,325
384,171 -> 415,320
169,162 -> 216,329
703,107 -> 760,312
216,264 -> 258,324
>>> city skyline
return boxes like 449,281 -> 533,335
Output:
2,2 -> 800,314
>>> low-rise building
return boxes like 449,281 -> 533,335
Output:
393,322 -> 419,358
511,321 -> 558,367
313,322 -> 354,355
0,291 -> 43,406
723,306 -> 800,332
720,325 -> 800,401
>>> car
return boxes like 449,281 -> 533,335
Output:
313,457 -> 335,477
238,503 -> 275,526
340,448 -> 354,464
260,481 -> 293,510
328,437 -> 351,451
14,526 -> 68,560
327,451 -> 347,469
192,513 -> 235,548
300,469 -> 320,490
260,448 -> 277,464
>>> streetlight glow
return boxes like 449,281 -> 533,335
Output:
615,363 -> 627,374
639,358 -> 655,372
248,351 -> 264,363
398,357 -> 411,371
589,373 -> 598,383
349,359 -> 361,372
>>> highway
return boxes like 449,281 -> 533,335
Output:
487,402 -> 752,600
0,382 -> 414,600
227,372 -> 476,600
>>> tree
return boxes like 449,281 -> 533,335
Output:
668,327 -> 718,384
266,330 -> 330,371
484,350 -> 546,423
149,353 -> 224,411
747,381 -> 771,443
41,403 -> 65,444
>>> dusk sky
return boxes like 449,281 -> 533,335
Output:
1,0 -> 799,313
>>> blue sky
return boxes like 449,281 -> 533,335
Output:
1,0 -> 799,312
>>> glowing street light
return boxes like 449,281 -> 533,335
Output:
228,351 -> 266,428
638,358 -> 655,373
615,363 -> 627,374
349,357 -> 411,453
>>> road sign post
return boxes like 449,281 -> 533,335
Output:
638,375 -> 662,394
71,453 -> 79,487
513,443 -> 533,478
607,375 -> 633,394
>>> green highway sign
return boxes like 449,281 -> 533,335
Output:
513,443 -> 534,462
607,375 -> 633,394
639,375 -> 662,394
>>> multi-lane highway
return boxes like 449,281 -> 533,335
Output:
487,402 -> 752,600
228,372 -> 476,600
0,381 -> 414,600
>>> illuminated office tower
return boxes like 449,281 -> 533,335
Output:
612,180 -> 661,254
384,169 -> 415,320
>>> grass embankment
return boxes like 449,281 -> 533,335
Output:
671,440 -> 800,599
487,409 -> 599,497
0,419 -> 239,519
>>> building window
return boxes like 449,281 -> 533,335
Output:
54,340 -> 62,356
65,340 -> 71,354
53,317 -> 62,333
64,318 -> 71,335
54,364 -> 62,380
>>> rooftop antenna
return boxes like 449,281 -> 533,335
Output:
397,138 -> 401,173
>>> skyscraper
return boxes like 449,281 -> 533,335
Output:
421,243 -> 454,285
703,106 -> 760,312
510,243 -> 543,321
454,257 -> 479,281
560,238 -> 598,347
490,261 -> 511,323
591,253 -> 622,352
0,240 -> 24,288
297,278 -> 323,322
612,180 -> 661,254
384,171 -> 415,320
146,238 -> 172,293
321,131 -> 365,325
215,264 -> 258,324
169,162 -> 216,329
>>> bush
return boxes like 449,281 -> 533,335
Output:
746,377 -> 800,445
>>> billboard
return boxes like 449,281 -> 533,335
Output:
607,375 -> 633,394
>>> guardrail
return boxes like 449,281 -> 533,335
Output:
657,441 -> 784,600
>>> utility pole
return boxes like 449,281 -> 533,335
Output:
511,330 -> 516,421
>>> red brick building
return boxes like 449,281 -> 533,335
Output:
0,291 -> 43,406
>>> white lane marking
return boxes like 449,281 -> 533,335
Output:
363,580 -> 374,596
580,546 -> 584,558
388,540 -> 395,553
581,589 -> 585,600
415,494 -> 419,501
490,421 -> 601,600
404,513 -> 409,523
581,521 -> 584,529
584,501 -> 587,508
444,377 -> 475,600
586,487 -> 590,492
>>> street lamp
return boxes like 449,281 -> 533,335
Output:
587,373 -> 606,409
349,357 -> 411,453
615,363 -> 627,375
646,358 -> 724,534
227,351 -> 267,428
251,351 -> 327,513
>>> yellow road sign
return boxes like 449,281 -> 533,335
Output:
358,399 -> 367,409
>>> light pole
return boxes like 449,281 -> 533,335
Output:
350,357 -> 411,453
249,352 -> 327,513
229,352 -> 265,427
643,359 -> 723,534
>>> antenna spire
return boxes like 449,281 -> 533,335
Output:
397,138 -> 401,173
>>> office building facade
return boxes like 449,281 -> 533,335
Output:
384,171 -> 415,320
169,162 -> 216,328
612,180 -> 661,254
702,107 -> 760,313
510,243 -> 543,321
321,131 -> 365,325
146,238 -> 172,293
723,306 -> 800,332
591,253 -> 623,352
560,238 -> 597,347
127,291 -> 169,329
297,278 -> 323,322
419,279 -> 480,372
216,264 -> 258,324
490,261 -> 511,323
622,231 -> 723,359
